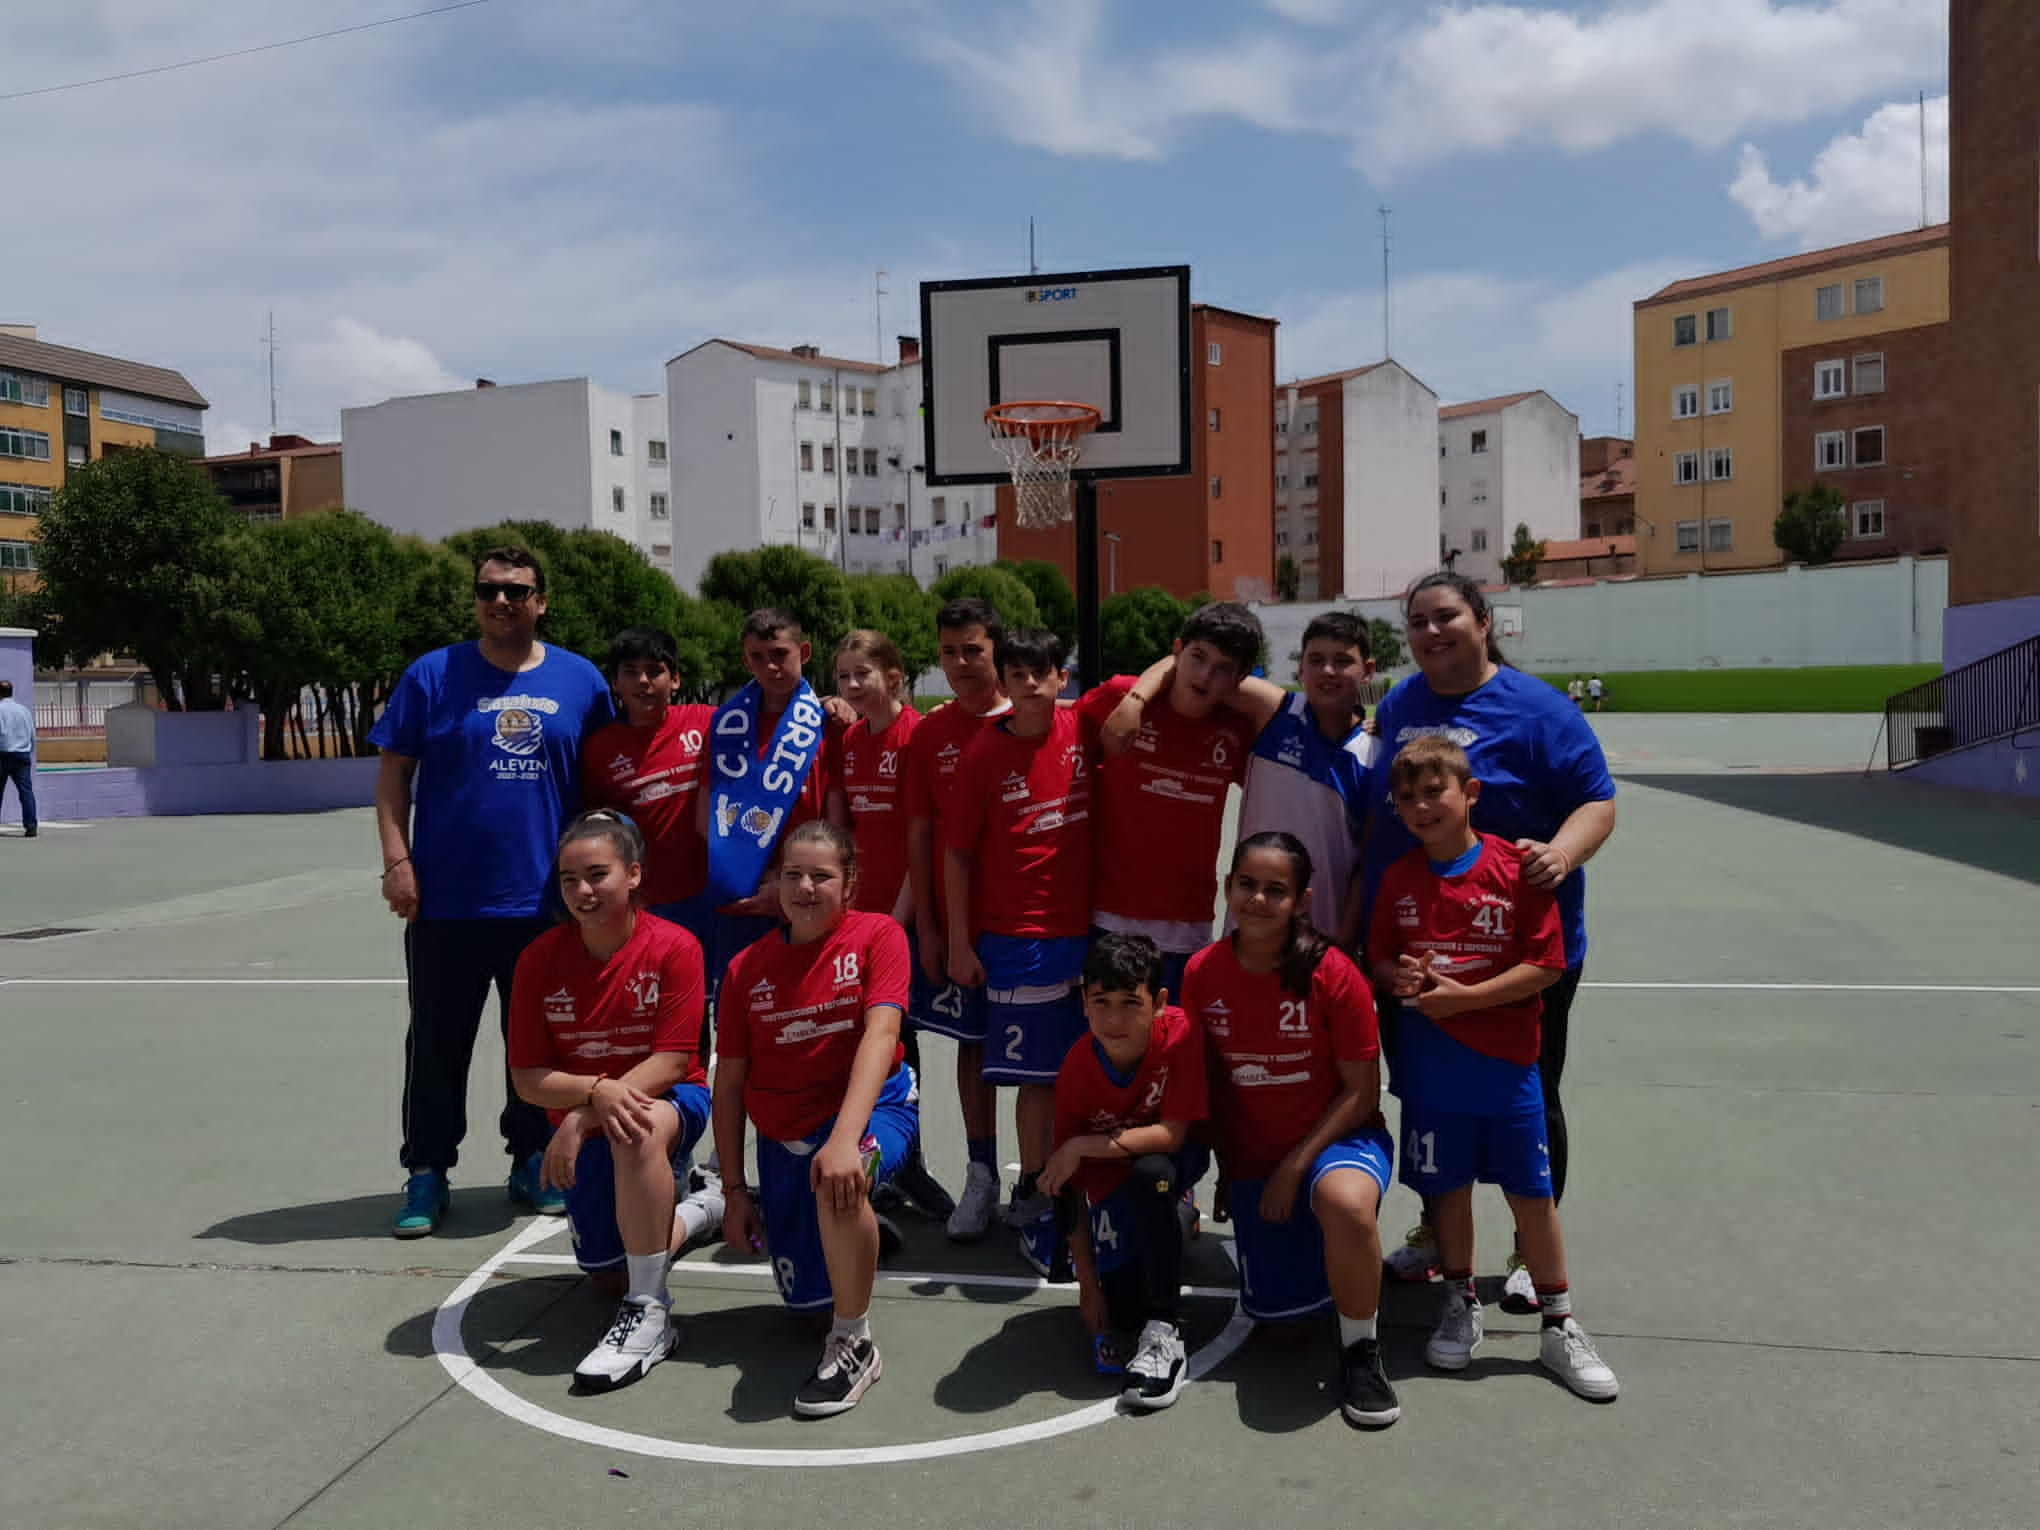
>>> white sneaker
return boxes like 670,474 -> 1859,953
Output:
1385,1223 -> 1440,1283
1500,1253 -> 1540,1313
1539,1317 -> 1619,1400
946,1162 -> 1000,1242
573,1299 -> 674,1391
794,1332 -> 883,1417
1425,1288 -> 1484,1370
1123,1320 -> 1187,1411
674,1165 -> 726,1249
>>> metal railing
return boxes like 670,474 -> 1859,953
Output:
1885,633 -> 2040,770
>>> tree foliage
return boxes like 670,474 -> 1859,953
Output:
1500,522 -> 1548,586
1275,554 -> 1300,602
844,573 -> 938,685
1774,484 -> 1849,566
995,559 -> 1077,649
697,544 -> 854,688
1367,616 -> 1407,672
1098,586 -> 1187,677
929,565 -> 1042,633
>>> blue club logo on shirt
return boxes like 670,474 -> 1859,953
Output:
493,707 -> 544,757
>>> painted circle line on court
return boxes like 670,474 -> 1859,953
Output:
434,1218 -> 1253,1468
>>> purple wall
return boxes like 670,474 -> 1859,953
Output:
1,757 -> 379,825
0,629 -> 32,708
1944,595 -> 2040,671
1907,732 -> 2040,798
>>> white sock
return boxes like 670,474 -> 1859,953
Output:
1338,1313 -> 1379,1346
831,1310 -> 871,1345
625,1252 -> 671,1308
675,1196 -> 715,1243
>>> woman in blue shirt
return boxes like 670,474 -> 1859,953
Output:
1362,571 -> 1616,1309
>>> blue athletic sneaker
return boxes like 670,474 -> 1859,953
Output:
507,1151 -> 566,1216
394,1170 -> 449,1239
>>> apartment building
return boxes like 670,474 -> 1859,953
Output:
0,324 -> 208,585
1633,226 -> 1950,574
998,306 -> 1276,604
196,434 -> 343,522
1579,435 -> 1635,539
667,337 -> 992,594
341,379 -> 672,572
1438,391 -> 1581,584
1274,358 -> 1438,600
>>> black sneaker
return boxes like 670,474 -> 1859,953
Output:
891,1157 -> 957,1221
794,1333 -> 883,1417
1339,1338 -> 1401,1429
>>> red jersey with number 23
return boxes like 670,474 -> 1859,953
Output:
839,706 -> 919,915
1368,834 -> 1564,1066
716,910 -> 910,1142
506,913 -> 709,1126
945,707 -> 1095,939
1182,939 -> 1379,1181
1053,1006 -> 1208,1200
582,705 -> 716,906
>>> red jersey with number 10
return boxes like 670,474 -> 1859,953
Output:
839,705 -> 919,915
582,705 -> 717,906
1052,1006 -> 1208,1199
945,707 -> 1096,939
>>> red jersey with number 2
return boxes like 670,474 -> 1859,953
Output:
1053,1006 -> 1208,1200
839,706 -> 919,915
944,707 -> 1096,939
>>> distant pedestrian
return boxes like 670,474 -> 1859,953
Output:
1588,675 -> 1605,713
0,679 -> 35,838
1566,676 -> 1584,710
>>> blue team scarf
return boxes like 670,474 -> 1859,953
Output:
707,679 -> 828,904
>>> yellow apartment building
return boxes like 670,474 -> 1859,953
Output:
1632,226 -> 1949,574
0,324 -> 209,586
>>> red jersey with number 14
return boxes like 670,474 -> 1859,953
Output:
1053,1006 -> 1208,1200
945,707 -> 1096,939
839,705 -> 919,915
1368,834 -> 1564,1066
582,705 -> 716,906
1182,939 -> 1379,1181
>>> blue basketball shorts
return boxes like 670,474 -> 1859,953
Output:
1227,1127 -> 1394,1323
907,931 -> 990,1045
1083,1180 -> 1144,1277
562,1082 -> 712,1274
978,933 -> 1088,1085
754,1064 -> 921,1311
1398,1098 -> 1553,1200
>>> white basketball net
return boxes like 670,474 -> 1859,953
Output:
986,404 -> 1097,529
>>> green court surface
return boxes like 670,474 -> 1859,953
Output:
3,714 -> 2036,1530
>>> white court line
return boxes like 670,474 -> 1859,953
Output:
436,1217 -> 1254,1468
1583,982 -> 2040,995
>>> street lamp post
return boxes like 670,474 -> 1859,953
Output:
1104,530 -> 1122,594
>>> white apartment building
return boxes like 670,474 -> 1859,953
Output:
1437,391 -> 1581,585
341,379 -> 674,571
665,339 -> 997,595
1274,360 -> 1440,600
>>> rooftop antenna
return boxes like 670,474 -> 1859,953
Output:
1615,381 -> 1625,439
874,269 -> 888,365
1378,206 -> 1393,358
265,308 -> 278,437
1029,217 -> 1039,275
1918,90 -> 1929,228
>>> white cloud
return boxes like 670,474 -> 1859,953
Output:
1262,0 -> 1348,23
1729,94 -> 1947,249
293,320 -> 462,414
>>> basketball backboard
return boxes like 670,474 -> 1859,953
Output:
920,265 -> 1191,486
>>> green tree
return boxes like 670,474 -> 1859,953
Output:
697,544 -> 854,687
33,448 -> 246,708
1500,522 -> 1547,586
1774,483 -> 1849,565
844,572 -> 938,686
1098,586 -> 1187,676
1275,554 -> 1300,602
1366,615 -> 1407,672
995,558 -> 1078,649
929,565 -> 1042,632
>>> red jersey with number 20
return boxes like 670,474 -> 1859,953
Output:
1182,939 -> 1379,1180
1367,834 -> 1564,1066
945,707 -> 1095,939
1053,1006 -> 1208,1200
716,910 -> 910,1142
839,705 -> 919,915
582,705 -> 717,906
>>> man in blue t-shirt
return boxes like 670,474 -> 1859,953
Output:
370,546 -> 615,1238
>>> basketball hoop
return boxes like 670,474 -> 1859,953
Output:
985,401 -> 1101,529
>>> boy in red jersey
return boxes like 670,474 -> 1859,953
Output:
507,811 -> 711,1393
1041,934 -> 1207,1411
945,626 -> 1096,1274
905,599 -> 1014,1241
1368,736 -> 1618,1402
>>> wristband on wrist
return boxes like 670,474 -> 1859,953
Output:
382,855 -> 410,875
584,1073 -> 608,1107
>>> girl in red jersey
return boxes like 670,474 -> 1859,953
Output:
1181,831 -> 1400,1429
507,810 -> 712,1394
713,820 -> 920,1417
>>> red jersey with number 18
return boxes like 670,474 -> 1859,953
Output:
1181,939 -> 1379,1180
944,707 -> 1096,939
716,910 -> 910,1142
1367,834 -> 1564,1066
582,705 -> 717,906
1053,1006 -> 1208,1200
839,705 -> 919,915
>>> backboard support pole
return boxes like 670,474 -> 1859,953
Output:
1074,478 -> 1101,691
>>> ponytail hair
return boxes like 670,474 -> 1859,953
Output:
1405,569 -> 1510,668
556,810 -> 648,909
834,628 -> 909,701
1230,830 -> 1334,999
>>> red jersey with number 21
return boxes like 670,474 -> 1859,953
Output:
839,706 -> 919,915
1053,1006 -> 1208,1200
945,707 -> 1095,939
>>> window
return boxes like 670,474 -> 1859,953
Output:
1852,426 -> 1885,466
800,441 -> 814,471
1276,529 -> 1289,548
65,443 -> 86,467
651,542 -> 672,563
1816,284 -> 1844,321
1815,431 -> 1848,471
822,444 -> 835,473
1303,529 -> 1318,546
1275,410 -> 1288,434
1210,475 -> 1222,499
1207,341 -> 1223,365
1673,452 -> 1700,485
0,483 -> 53,515
824,504 -> 837,531
1853,353 -> 1885,394
0,540 -> 36,571
609,429 -> 624,456
1706,446 -> 1734,481
863,447 -> 878,477
931,495 -> 946,525
1814,360 -> 1846,399
0,372 -> 49,407
1853,276 -> 1884,314
611,486 -> 627,514
1707,379 -> 1733,415
1470,479 -> 1489,504
801,502 -> 816,528
819,383 -> 834,413
1585,520 -> 1602,539
1302,416 -> 1316,433
1673,385 -> 1699,419
1276,473 -> 1288,489
1208,407 -> 1221,431
1470,429 -> 1488,454
0,427 -> 51,461
647,439 -> 667,462
861,388 -> 877,416
1302,471 -> 1318,488
892,503 -> 905,530
649,492 -> 668,519
797,380 -> 812,410
933,557 -> 948,576
1440,488 -> 1448,506
847,507 -> 862,535
63,387 -> 87,417
1706,518 -> 1733,553
1672,313 -> 1697,347
1675,519 -> 1701,552
1211,540 -> 1224,563
1853,499 -> 1886,539
1705,306 -> 1732,341
1470,528 -> 1489,552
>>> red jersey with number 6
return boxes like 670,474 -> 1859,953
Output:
1052,1006 -> 1208,1200
839,706 -> 919,915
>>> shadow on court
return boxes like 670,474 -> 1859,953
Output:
198,1189 -> 519,1247
1618,770 -> 2040,885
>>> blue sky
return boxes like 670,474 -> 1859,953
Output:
4,0 -> 1949,454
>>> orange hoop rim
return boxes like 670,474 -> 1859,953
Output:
984,400 -> 1102,447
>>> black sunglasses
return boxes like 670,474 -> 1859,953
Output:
475,580 -> 539,604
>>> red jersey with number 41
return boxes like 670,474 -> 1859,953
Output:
582,705 -> 716,907
506,914 -> 709,1126
1368,834 -> 1564,1067
839,706 -> 919,915
1053,1006 -> 1208,1200
1181,939 -> 1380,1181
945,707 -> 1096,940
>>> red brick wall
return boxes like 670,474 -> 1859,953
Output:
1308,378 -> 1346,597
1779,323 -> 1953,559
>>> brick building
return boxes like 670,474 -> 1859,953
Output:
197,434 -> 343,522
1578,435 -> 1634,538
